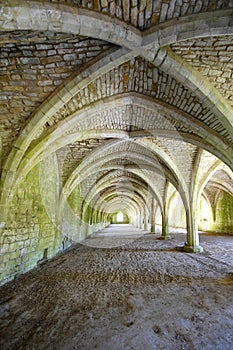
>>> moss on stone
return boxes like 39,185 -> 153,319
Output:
210,191 -> 233,234
0,163 -> 61,285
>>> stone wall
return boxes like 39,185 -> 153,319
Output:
168,192 -> 186,229
198,191 -> 233,234
0,162 -> 62,286
65,185 -> 109,240
210,191 -> 233,234
0,34 -> 111,159
171,36 -> 233,107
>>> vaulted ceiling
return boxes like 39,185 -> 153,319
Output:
0,0 -> 233,219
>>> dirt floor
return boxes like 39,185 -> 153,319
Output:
1,224 -> 233,350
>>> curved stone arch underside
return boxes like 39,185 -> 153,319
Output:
198,161 -> 233,203
81,171 -> 151,212
1,3 -> 233,214
61,152 -> 166,205
59,162 -> 165,221
81,177 -> 153,222
19,92 -> 232,172
2,85 -> 232,222
61,138 -> 186,198
0,1 -> 232,261
95,190 -> 149,216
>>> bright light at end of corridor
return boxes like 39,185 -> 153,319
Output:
117,211 -> 124,222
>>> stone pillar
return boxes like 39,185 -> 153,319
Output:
160,180 -> 171,239
82,207 -> 91,237
135,214 -> 140,228
145,204 -> 151,231
160,209 -> 171,240
137,213 -> 141,228
140,211 -> 144,229
184,208 -> 203,253
143,207 -> 148,231
150,198 -> 155,233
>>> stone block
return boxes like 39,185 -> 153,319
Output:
20,57 -> 40,65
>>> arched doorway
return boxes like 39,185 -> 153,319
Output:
111,212 -> 130,224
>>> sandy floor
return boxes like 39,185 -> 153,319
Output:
1,224 -> 233,350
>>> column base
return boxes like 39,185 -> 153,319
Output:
183,245 -> 204,253
150,225 -> 155,233
158,235 -> 171,240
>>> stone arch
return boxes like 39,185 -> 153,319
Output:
134,138 -> 190,210
1,4 -> 232,218
81,172 -> 152,216
60,151 -> 166,214
197,161 -> 224,204
60,141 -> 182,203
81,179 -> 151,225
3,90 -> 231,205
143,9 -> 233,48
98,198 -> 139,224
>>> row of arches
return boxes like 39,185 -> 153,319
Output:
110,188 -> 232,234
0,2 -> 232,285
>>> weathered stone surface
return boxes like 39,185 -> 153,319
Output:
0,163 -> 61,285
171,36 -> 233,107
8,0 -> 231,29
0,0 -> 233,288
56,138 -> 106,183
0,31 -> 112,159
43,56 -> 231,145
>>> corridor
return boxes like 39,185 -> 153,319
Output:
1,225 -> 233,350
1,2 -> 233,348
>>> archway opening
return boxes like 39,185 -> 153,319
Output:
117,211 -> 124,222
111,212 -> 130,224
